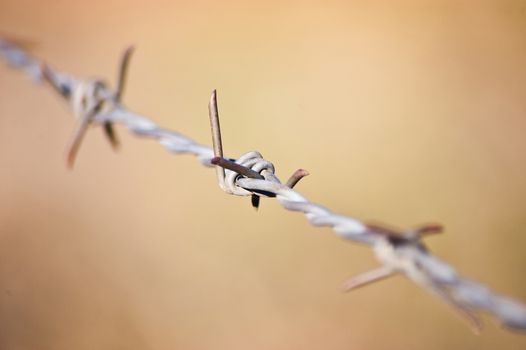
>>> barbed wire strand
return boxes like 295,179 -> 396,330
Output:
2,38 -> 526,334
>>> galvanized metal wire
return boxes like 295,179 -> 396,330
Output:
2,38 -> 526,333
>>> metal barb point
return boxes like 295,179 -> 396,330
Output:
286,168 -> 309,188
366,222 -> 444,241
407,223 -> 443,238
102,45 -> 135,151
65,116 -> 91,168
208,92 -> 262,209
115,45 -> 134,103
342,266 -> 394,292
66,87 -> 105,169
103,122 -> 119,150
208,90 -> 225,183
208,90 -> 223,158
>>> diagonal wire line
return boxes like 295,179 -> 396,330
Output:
1,38 -> 526,333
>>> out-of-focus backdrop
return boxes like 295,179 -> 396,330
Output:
1,0 -> 526,349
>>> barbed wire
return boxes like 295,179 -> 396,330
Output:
2,38 -> 526,334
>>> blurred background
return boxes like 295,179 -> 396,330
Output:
1,0 -> 526,349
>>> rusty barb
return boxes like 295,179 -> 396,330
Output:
208,90 -> 308,209
2,38 -> 526,334
366,222 -> 444,244
342,222 -> 443,292
41,46 -> 134,168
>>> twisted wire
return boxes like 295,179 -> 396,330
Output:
2,38 -> 526,333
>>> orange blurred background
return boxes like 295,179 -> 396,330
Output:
1,0 -> 526,349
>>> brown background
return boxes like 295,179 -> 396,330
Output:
1,0 -> 526,349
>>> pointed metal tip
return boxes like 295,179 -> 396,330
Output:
342,266 -> 394,293
209,89 -> 217,104
65,151 -> 76,170
124,45 -> 135,55
286,168 -> 310,188
121,45 -> 135,66
251,195 -> 260,210
103,122 -> 119,151
120,46 -> 135,66
115,46 -> 135,103
341,279 -> 364,293
406,223 -> 444,239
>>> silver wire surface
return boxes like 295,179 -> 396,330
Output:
2,38 -> 525,333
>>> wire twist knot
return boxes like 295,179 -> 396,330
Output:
222,151 -> 276,196
71,79 -> 110,119
50,46 -> 134,168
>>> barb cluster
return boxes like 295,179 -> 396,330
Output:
2,38 -> 526,333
